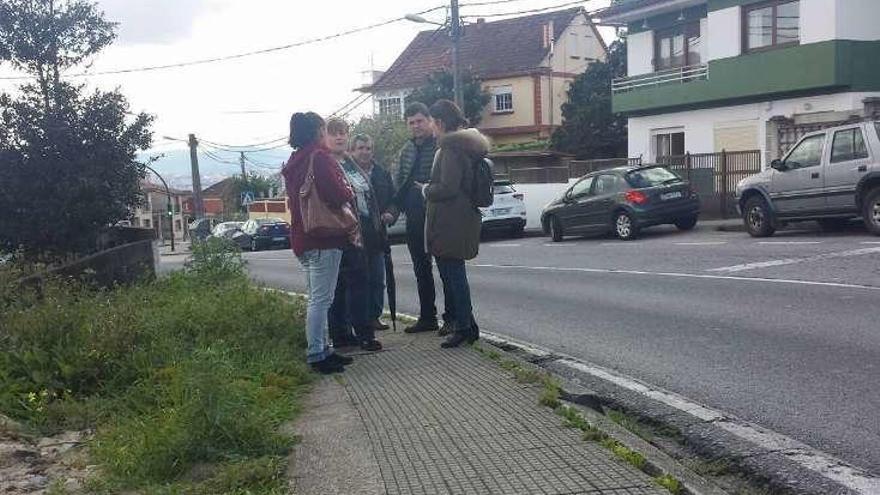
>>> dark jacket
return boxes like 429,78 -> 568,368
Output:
425,129 -> 490,260
391,137 -> 437,216
282,143 -> 355,257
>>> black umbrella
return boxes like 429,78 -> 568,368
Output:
383,246 -> 397,331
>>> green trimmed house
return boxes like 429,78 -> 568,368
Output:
600,0 -> 880,166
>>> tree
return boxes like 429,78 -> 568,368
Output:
0,0 -> 153,256
406,69 -> 492,125
351,115 -> 410,169
551,39 -> 628,159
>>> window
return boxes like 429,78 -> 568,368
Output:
626,167 -> 682,188
492,86 -> 513,113
831,128 -> 869,163
568,177 -> 595,199
378,97 -> 401,118
744,0 -> 799,53
655,23 -> 700,70
654,131 -> 685,158
784,134 -> 825,169
593,175 -> 627,195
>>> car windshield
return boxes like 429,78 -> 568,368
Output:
494,184 -> 516,194
625,167 -> 682,188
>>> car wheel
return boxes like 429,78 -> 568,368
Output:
674,215 -> 698,231
510,224 -> 525,238
743,196 -> 776,238
614,211 -> 640,241
862,188 -> 880,236
817,218 -> 849,232
549,216 -> 564,242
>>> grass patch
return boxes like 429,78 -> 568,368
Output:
0,239 -> 310,493
607,409 -> 649,440
654,473 -> 683,494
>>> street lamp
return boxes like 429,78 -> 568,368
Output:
144,164 -> 176,253
405,1 -> 463,109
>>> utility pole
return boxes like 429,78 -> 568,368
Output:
240,152 -> 248,216
188,134 -> 204,219
450,0 -> 463,110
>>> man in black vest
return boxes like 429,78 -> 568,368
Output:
389,102 -> 455,335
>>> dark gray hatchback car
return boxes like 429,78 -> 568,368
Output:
541,166 -> 700,241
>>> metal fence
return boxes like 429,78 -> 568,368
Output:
657,150 -> 762,218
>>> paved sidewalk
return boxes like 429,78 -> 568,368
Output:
289,330 -> 667,495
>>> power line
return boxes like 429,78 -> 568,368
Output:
200,136 -> 287,149
461,0 -> 592,18
0,5 -> 446,81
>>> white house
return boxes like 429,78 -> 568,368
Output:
600,0 -> 880,165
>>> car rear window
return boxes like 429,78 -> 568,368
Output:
625,167 -> 682,188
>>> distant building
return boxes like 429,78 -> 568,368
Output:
133,181 -> 190,241
363,8 -> 608,145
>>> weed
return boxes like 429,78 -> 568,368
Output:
1,244 -> 310,492
601,438 -> 647,470
538,382 -> 561,409
606,409 -> 649,440
655,473 -> 683,494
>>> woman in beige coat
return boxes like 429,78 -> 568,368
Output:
419,99 -> 490,348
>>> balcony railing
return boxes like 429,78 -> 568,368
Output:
612,64 -> 709,93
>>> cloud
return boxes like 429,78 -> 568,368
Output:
97,0 -> 215,45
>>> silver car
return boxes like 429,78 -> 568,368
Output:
736,121 -> 880,237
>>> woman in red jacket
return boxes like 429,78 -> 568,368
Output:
282,112 -> 356,374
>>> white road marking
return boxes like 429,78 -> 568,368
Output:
542,243 -> 569,247
708,247 -> 880,273
674,242 -> 728,246
757,241 -> 822,245
488,243 -> 522,248
467,262 -> 880,291
479,333 -> 880,495
861,241 -> 880,245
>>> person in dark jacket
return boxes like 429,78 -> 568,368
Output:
350,133 -> 395,330
282,112 -> 356,374
418,100 -> 489,348
325,118 -> 382,352
389,102 -> 455,336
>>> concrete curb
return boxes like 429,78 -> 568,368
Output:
478,334 -> 728,495
479,332 -> 879,495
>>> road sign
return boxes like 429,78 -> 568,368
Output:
241,191 -> 255,206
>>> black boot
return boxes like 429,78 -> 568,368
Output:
310,358 -> 344,374
326,353 -> 353,366
440,332 -> 469,348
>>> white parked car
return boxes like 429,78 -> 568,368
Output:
480,181 -> 527,237
210,221 -> 245,240
386,181 -> 528,240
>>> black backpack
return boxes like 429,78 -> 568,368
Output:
470,157 -> 494,208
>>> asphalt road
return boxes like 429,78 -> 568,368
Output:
161,221 -> 880,474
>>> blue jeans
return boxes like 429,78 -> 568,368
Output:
436,258 -> 475,335
367,252 -> 386,321
297,248 -> 342,363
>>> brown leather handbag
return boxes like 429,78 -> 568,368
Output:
299,153 -> 358,238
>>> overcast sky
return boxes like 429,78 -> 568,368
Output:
0,0 -> 613,188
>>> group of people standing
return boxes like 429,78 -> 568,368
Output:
283,100 -> 491,374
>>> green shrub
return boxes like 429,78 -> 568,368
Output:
0,242 -> 309,490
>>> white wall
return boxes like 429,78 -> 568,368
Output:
707,6 -> 741,61
801,0 -> 837,44
627,30 -> 654,76
517,181 -> 577,229
627,92 -> 880,163
835,0 -> 880,41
